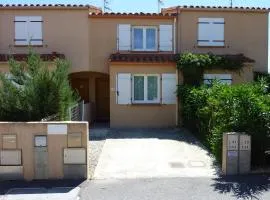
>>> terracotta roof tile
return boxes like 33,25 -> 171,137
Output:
0,4 -> 101,11
220,54 -> 255,63
110,53 -> 254,64
109,53 -> 177,63
89,12 -> 177,17
162,5 -> 270,12
0,52 -> 65,62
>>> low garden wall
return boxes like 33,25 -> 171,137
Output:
0,122 -> 89,181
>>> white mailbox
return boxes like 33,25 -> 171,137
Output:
64,148 -> 86,164
0,150 -> 22,165
35,136 -> 47,147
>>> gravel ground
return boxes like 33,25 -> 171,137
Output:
88,127 -> 110,179
88,139 -> 106,178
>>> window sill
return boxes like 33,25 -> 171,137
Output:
131,103 -> 162,106
14,45 -> 44,47
131,50 -> 158,53
197,45 -> 226,48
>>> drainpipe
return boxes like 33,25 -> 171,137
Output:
176,6 -> 182,127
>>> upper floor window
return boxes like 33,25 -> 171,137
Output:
15,16 -> 43,46
132,27 -> 157,51
198,18 -> 225,47
117,24 -> 173,52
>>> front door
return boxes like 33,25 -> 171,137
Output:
95,78 -> 110,122
71,78 -> 89,103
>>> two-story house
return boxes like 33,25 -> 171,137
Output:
88,12 -> 178,128
0,4 -> 268,128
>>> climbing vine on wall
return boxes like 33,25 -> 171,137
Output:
176,53 -> 244,85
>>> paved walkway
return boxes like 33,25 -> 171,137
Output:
93,128 -> 218,179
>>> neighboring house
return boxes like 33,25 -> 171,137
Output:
0,4 -> 268,128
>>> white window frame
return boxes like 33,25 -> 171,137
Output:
132,74 -> 160,104
132,26 -> 158,51
15,16 -> 43,46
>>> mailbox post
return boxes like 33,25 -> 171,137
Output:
239,134 -> 251,174
222,132 -> 251,175
222,132 -> 239,175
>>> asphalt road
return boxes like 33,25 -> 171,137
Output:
80,175 -> 270,200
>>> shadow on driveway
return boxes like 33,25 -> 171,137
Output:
212,175 -> 270,199
0,179 -> 85,195
90,127 -> 200,143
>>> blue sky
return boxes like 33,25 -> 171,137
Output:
1,0 -> 269,13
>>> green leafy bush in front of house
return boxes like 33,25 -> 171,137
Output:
254,71 -> 270,93
178,81 -> 270,166
175,53 -> 244,86
0,50 -> 78,121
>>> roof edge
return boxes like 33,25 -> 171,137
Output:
0,4 -> 102,11
162,5 -> 270,13
89,12 -> 177,18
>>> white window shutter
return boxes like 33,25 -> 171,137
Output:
15,16 -> 28,45
28,16 -> 43,45
118,24 -> 131,51
162,73 -> 177,104
211,18 -> 224,46
117,73 -> 131,104
159,25 -> 173,51
198,18 -> 211,46
198,18 -> 224,46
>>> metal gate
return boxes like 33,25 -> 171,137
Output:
69,100 -> 85,121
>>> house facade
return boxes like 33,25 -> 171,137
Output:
0,4 -> 268,127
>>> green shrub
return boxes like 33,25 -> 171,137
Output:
179,81 -> 270,166
254,71 -> 270,93
0,50 -> 78,121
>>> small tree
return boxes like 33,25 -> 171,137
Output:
0,50 -> 78,121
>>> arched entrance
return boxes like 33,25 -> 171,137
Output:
69,72 -> 110,124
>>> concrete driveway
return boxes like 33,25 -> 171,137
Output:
93,128 -> 218,179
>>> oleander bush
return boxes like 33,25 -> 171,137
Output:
254,71 -> 270,93
0,50 -> 78,121
178,81 -> 270,166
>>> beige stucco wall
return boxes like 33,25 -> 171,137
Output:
0,8 -> 90,73
177,10 -> 269,73
110,63 -> 177,128
0,122 -> 88,181
89,17 -> 175,74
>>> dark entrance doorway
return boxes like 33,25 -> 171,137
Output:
71,78 -> 89,103
95,78 -> 110,122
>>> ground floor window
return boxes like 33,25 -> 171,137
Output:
116,73 -> 177,105
203,74 -> 232,85
133,74 -> 160,103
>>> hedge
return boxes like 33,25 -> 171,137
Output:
178,81 -> 270,166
